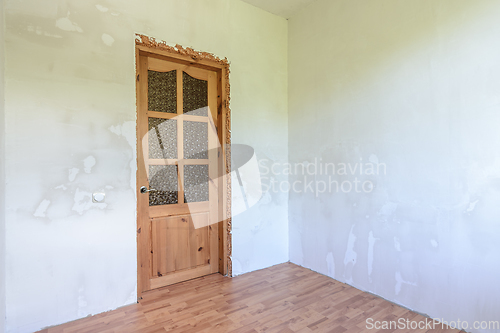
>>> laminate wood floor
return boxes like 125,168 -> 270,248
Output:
37,263 -> 460,333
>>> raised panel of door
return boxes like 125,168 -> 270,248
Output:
137,53 -> 219,292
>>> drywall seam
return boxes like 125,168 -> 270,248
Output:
134,34 -> 232,276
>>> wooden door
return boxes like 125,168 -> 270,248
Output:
137,52 -> 219,293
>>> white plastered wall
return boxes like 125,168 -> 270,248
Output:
288,1 -> 500,332
3,0 -> 288,332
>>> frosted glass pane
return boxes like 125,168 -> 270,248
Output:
184,165 -> 209,203
183,72 -> 208,117
148,70 -> 177,113
183,121 -> 208,159
148,118 -> 177,159
149,165 -> 178,206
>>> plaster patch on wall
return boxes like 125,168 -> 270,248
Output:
395,271 -> 417,295
378,202 -> 398,217
55,185 -> 67,190
465,199 -> 479,213
368,231 -> 379,282
72,188 -> 106,214
68,168 -> 79,182
344,226 -> 357,265
109,122 -> 135,150
27,26 -> 62,38
95,5 -> 109,12
56,13 -> 83,33
369,154 -> 379,164
101,34 -> 115,47
231,258 -> 242,276
108,124 -> 121,135
108,121 -> 136,190
394,237 -> 401,252
77,287 -> 88,317
34,199 -> 51,218
83,156 -> 96,173
72,188 -> 92,215
430,239 -> 438,248
326,252 -> 335,278
27,25 -> 42,35
43,31 -> 62,38
343,225 -> 357,284
124,287 -> 138,305
258,191 -> 272,205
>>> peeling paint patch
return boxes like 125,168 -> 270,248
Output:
68,168 -> 79,182
56,13 -> 83,33
55,184 -> 67,190
95,4 -> 109,12
101,33 -> 115,47
83,156 -> 96,173
326,252 -> 335,278
34,199 -> 51,218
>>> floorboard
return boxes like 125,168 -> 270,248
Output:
36,263 -> 461,333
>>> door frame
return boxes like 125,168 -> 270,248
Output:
135,34 -> 232,298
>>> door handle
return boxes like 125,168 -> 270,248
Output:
140,186 -> 157,194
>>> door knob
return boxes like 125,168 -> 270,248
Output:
140,186 -> 157,194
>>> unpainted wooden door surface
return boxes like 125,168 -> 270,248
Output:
137,53 -> 219,292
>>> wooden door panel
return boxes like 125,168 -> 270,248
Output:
137,51 -> 220,293
152,213 -> 210,277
